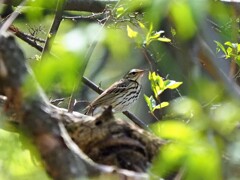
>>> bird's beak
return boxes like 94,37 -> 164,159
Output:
139,70 -> 145,77
133,69 -> 145,83
136,70 -> 145,82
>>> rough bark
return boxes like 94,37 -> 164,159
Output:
63,106 -> 165,172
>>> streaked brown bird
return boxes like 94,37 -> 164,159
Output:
85,69 -> 145,115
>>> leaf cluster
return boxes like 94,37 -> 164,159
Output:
144,72 -> 182,113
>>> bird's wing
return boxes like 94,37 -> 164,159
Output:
90,79 -> 131,107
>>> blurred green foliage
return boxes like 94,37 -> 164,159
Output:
32,28 -> 87,95
148,77 -> 240,179
150,120 -> 221,180
215,41 -> 240,67
25,0 -> 59,22
0,113 -> 49,180
150,92 -> 240,179
104,28 -> 131,60
126,22 -> 171,46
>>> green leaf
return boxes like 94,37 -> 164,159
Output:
157,37 -> 171,42
214,41 -> 227,55
146,30 -> 171,45
149,72 -> 164,98
148,72 -> 182,99
237,44 -> 240,53
153,102 -> 169,111
150,31 -> 162,39
224,41 -> 233,47
226,47 -> 233,58
146,23 -> 153,44
116,7 -> 125,18
127,25 -> 138,38
143,24 -> 171,46
149,72 -> 168,97
149,23 -> 153,35
138,21 -> 146,30
144,94 -> 156,112
165,80 -> 183,89
144,95 -> 169,112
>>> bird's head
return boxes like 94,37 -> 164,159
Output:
124,69 -> 145,82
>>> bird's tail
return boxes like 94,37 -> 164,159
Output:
82,105 -> 94,115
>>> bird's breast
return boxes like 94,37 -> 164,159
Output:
113,82 -> 141,112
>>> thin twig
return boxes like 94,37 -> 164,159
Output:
41,0 -> 66,56
82,77 -> 103,94
9,25 -> 44,51
142,45 -> 159,72
62,12 -> 105,20
67,85 -> 76,112
82,76 -> 149,129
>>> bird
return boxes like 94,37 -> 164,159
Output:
85,69 -> 145,115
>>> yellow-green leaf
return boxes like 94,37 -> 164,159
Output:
146,23 -> 153,43
226,47 -> 233,57
224,41 -> 233,47
138,21 -> 146,30
160,101 -> 169,108
116,7 -> 125,18
157,37 -> 171,42
215,41 -> 227,55
166,81 -> 183,89
144,94 -> 156,112
153,102 -> 169,111
237,44 -> 240,53
149,23 -> 153,33
149,71 -> 166,98
150,32 -> 161,39
127,25 -> 138,38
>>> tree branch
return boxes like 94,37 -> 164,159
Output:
9,25 -> 44,51
41,0 -> 66,56
1,0 -> 118,13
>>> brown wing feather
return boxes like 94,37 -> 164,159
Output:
90,79 -> 130,106
85,79 -> 131,114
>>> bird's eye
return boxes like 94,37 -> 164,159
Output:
130,72 -> 136,75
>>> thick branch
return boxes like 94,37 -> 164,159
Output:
2,0 -> 118,13
9,25 -> 44,51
